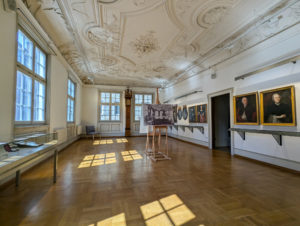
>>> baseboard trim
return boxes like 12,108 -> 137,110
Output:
168,134 -> 209,148
234,148 -> 300,172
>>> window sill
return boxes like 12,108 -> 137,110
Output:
14,124 -> 49,136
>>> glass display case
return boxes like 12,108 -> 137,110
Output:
0,133 -> 58,186
0,133 -> 57,160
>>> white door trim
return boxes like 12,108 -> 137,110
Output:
207,88 -> 234,155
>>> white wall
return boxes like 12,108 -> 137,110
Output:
81,86 -> 99,129
49,56 -> 68,132
0,3 -> 83,185
162,23 -> 300,171
0,4 -> 82,142
0,3 -> 16,141
81,85 -> 156,136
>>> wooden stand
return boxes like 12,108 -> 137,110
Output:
145,125 -> 171,161
145,88 -> 171,162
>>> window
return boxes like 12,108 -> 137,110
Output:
67,79 -> 76,122
100,92 -> 121,121
15,29 -> 47,123
134,94 -> 153,121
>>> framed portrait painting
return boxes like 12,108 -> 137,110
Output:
234,92 -> 259,125
173,105 -> 178,123
188,106 -> 197,123
260,86 -> 296,126
196,104 -> 207,123
177,106 -> 183,120
182,105 -> 188,120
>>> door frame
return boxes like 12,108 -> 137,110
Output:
207,88 -> 234,155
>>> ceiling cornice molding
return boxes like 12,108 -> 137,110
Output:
166,0 -> 185,30
83,84 -> 158,90
166,0 -> 300,88
56,0 -> 93,75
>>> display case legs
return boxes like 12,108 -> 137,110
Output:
53,149 -> 58,183
16,170 -> 20,187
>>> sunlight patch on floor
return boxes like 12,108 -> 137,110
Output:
121,150 -> 143,162
88,213 -> 126,226
140,194 -> 196,226
116,138 -> 128,143
93,139 -> 114,145
78,153 -> 117,168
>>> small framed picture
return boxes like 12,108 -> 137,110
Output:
260,86 -> 296,126
196,104 -> 207,123
234,92 -> 259,125
173,105 -> 178,123
188,106 -> 197,123
177,106 -> 182,120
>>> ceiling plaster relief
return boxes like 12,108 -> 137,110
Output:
168,0 -> 300,86
22,0 -> 296,88
130,31 -> 160,57
23,0 -> 241,87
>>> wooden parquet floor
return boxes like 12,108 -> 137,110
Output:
0,137 -> 300,226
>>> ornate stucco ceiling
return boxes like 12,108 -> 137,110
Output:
22,0 -> 300,87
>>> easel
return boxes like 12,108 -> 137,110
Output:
145,88 -> 171,161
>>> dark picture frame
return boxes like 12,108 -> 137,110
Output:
188,106 -> 196,123
143,104 -> 174,126
173,105 -> 178,123
196,104 -> 207,123
177,106 -> 182,120
182,105 -> 188,120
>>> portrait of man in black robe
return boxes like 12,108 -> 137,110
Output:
234,93 -> 258,124
237,97 -> 257,123
265,93 -> 292,123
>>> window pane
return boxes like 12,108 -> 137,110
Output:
144,95 -> 152,104
100,105 -> 110,120
35,47 -> 46,78
111,105 -> 120,121
67,98 -> 74,122
17,30 -> 33,70
68,79 -> 75,98
135,106 -> 142,121
15,71 -> 32,121
101,92 -> 110,103
135,94 -> 143,104
33,81 -> 45,121
111,93 -> 120,104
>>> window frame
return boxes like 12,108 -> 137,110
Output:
99,91 -> 122,122
67,78 -> 76,123
134,93 -> 153,122
15,27 -> 48,125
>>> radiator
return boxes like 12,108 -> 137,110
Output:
67,125 -> 76,139
76,125 -> 82,135
54,128 -> 67,144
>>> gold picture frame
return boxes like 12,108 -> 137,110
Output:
260,86 -> 296,126
234,92 -> 259,125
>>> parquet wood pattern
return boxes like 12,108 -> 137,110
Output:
0,137 -> 300,226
